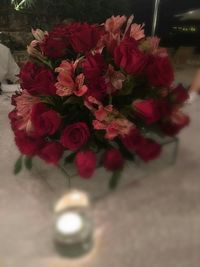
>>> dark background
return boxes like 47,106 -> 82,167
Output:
134,0 -> 200,47
1,0 -> 200,48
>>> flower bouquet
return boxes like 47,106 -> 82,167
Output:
9,15 -> 189,189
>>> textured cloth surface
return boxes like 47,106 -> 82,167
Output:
0,69 -> 200,267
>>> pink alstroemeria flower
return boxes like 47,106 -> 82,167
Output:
106,119 -> 134,139
93,115 -> 133,140
105,65 -> 126,93
55,60 -> 75,76
27,40 -> 46,61
171,109 -> 190,126
147,37 -> 168,57
105,15 -> 127,34
130,23 -> 145,41
27,29 -> 49,61
15,90 -> 40,133
31,28 -> 47,42
104,15 -> 127,55
85,96 -> 134,139
94,104 -> 113,121
55,60 -> 88,97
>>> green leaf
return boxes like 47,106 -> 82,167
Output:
118,76 -> 136,96
14,155 -> 23,175
24,156 -> 33,170
119,144 -> 135,161
115,139 -> 135,161
109,170 -> 122,190
64,153 -> 76,163
63,96 -> 81,105
119,106 -> 133,118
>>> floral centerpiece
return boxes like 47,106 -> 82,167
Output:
9,15 -> 189,188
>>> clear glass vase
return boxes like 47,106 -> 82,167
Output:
32,135 -> 178,201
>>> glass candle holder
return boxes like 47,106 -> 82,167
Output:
54,190 -> 93,257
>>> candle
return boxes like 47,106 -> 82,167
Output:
55,190 -> 90,213
54,190 -> 93,257
56,211 -> 83,235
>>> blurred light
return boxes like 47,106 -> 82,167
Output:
171,25 -> 197,33
12,0 -> 27,11
188,10 -> 194,14
152,0 -> 160,36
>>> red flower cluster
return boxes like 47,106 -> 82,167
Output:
31,103 -> 61,136
75,150 -> 97,178
61,123 -> 90,151
146,56 -> 174,87
114,38 -> 147,75
9,16 -> 189,184
19,62 -> 56,95
41,22 -> 103,58
121,128 -> 161,162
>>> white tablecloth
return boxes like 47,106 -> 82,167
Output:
0,80 -> 200,267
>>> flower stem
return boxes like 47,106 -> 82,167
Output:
68,176 -> 71,189
109,94 -> 112,104
58,165 -> 72,189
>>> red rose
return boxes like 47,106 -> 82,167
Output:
133,99 -> 161,124
40,24 -> 70,59
170,84 -> 189,105
87,77 -> 107,100
160,110 -> 190,136
146,56 -> 174,87
121,128 -> 144,151
15,130 -> 44,156
68,23 -> 103,53
75,150 -> 96,178
102,148 -> 124,171
11,91 -> 21,106
121,129 -> 161,162
8,109 -> 18,131
41,37 -> 67,59
83,53 -> 107,80
136,138 -> 162,162
160,121 -> 180,136
158,100 -> 172,117
103,33 -> 119,56
19,62 -> 56,95
31,103 -> 61,136
114,38 -> 147,74
39,142 -> 64,165
61,122 -> 90,151
19,62 -> 36,90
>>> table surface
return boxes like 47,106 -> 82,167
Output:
0,68 -> 200,267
